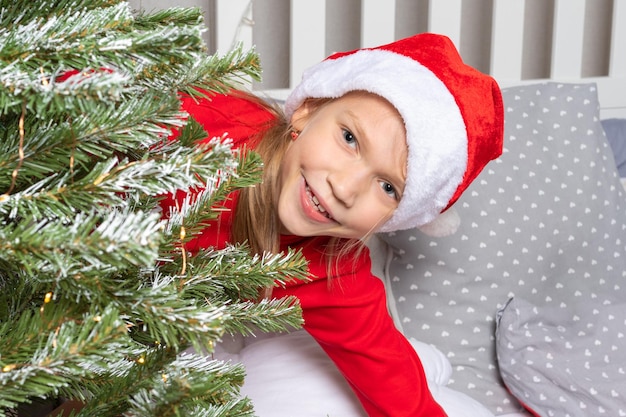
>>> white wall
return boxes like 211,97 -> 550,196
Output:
127,0 -> 616,89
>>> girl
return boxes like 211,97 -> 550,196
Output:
167,33 -> 504,416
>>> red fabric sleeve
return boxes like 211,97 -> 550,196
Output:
178,90 -> 275,148
274,240 -> 447,417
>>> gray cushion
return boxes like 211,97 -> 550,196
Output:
381,82 -> 626,415
602,118 -> 626,176
496,297 -> 626,416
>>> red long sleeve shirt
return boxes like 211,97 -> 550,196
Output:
166,91 -> 447,417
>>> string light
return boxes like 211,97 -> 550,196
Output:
40,291 -> 54,313
176,199 -> 187,276
2,364 -> 16,372
40,67 -> 49,86
3,101 -> 26,196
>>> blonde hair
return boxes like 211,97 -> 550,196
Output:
233,93 -> 319,253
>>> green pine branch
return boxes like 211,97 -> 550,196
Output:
0,208 -> 163,278
0,304 -> 132,410
122,354 -> 254,417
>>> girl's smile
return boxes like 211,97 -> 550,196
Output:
303,181 -> 334,222
278,92 -> 407,239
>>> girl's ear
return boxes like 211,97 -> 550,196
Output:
289,102 -> 312,132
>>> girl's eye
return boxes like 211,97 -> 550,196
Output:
380,180 -> 398,200
342,129 -> 357,147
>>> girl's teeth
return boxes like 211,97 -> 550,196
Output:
306,185 -> 331,218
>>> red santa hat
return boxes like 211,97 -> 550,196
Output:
284,33 -> 504,236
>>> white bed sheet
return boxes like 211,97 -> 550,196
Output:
214,330 -> 507,417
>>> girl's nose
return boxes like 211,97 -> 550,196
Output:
327,163 -> 368,208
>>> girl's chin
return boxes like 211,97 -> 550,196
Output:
279,216 -> 336,238
279,219 -> 327,237
280,220 -> 363,240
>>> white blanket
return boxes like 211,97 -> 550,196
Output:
215,330 -> 514,417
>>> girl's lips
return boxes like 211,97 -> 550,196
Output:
302,180 -> 335,222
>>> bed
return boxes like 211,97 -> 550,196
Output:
131,1 -> 626,416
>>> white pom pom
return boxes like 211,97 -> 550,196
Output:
418,207 -> 460,237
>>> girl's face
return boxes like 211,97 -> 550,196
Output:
278,92 -> 407,239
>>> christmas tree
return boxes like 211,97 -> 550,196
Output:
0,1 -> 306,416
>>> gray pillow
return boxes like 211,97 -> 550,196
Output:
495,297 -> 626,417
381,82 -> 626,415
602,118 -> 626,176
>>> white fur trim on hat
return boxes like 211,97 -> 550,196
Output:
285,48 -> 467,233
